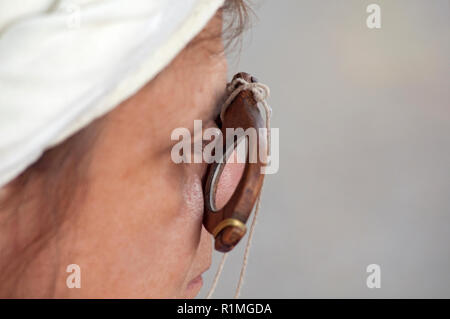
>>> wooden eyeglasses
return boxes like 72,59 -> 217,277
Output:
203,72 -> 269,252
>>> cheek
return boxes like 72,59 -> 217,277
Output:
136,162 -> 207,292
181,165 -> 207,222
63,156 -> 207,297
138,162 -> 207,296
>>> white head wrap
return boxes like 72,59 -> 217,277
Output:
0,0 -> 224,188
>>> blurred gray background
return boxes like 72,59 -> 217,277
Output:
200,0 -> 450,298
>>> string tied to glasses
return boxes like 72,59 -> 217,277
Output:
205,72 -> 272,299
220,77 -> 272,158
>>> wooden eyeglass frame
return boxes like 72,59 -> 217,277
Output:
203,72 -> 267,252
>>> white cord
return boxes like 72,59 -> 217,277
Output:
206,75 -> 271,299
234,191 -> 263,298
206,253 -> 228,299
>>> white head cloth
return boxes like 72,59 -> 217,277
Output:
0,0 -> 224,188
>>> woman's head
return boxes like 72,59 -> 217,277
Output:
0,1 -> 250,298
